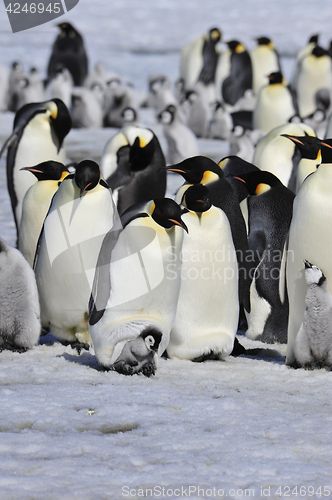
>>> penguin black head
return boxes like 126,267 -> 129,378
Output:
303,260 -> 326,287
121,107 -> 137,123
182,184 -> 211,213
308,34 -> 319,44
233,170 -> 282,196
165,156 -> 221,184
256,36 -> 272,46
151,198 -> 188,232
318,138 -> 332,164
209,27 -> 221,44
140,327 -> 163,353
268,72 -> 284,85
20,160 -> 69,182
226,40 -> 245,53
157,105 -> 176,125
74,159 -> 101,197
312,45 -> 328,58
280,134 -> 321,161
58,22 -> 81,39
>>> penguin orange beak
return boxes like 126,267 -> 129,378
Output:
20,167 -> 43,173
80,182 -> 92,197
320,141 -> 332,149
168,218 -> 188,233
233,176 -> 246,183
280,134 -> 305,145
164,167 -> 187,174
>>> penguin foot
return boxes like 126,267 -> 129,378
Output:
192,351 -> 220,362
0,339 -> 29,353
230,337 -> 247,357
61,340 -> 90,354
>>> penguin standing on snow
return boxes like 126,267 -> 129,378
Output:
167,184 -> 239,361
157,104 -> 199,164
286,139 -> 332,366
253,71 -> 297,134
18,161 -> 69,267
222,40 -> 252,107
47,22 -> 88,87
34,160 -> 116,350
100,125 -> 167,215
294,260 -> 332,369
233,170 -> 295,343
250,36 -> 281,95
0,99 -> 72,233
89,198 -> 188,376
165,155 -> 250,313
0,237 -> 40,352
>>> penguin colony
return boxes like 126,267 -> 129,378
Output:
1,24 -> 332,376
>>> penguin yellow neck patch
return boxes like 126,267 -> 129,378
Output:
255,183 -> 271,195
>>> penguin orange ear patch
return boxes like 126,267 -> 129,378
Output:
255,183 -> 271,195
3,0 -> 80,33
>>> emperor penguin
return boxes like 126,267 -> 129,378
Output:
252,122 -> 316,192
294,261 -> 332,369
89,198 -> 188,375
233,170 -> 295,343
165,155 -> 250,313
180,27 -> 221,92
0,98 -> 72,233
221,40 -> 252,107
294,46 -> 332,119
286,139 -> 332,366
18,160 -> 69,267
250,36 -> 281,95
100,125 -> 166,215
253,71 -> 297,134
292,34 -> 319,94
280,133 -> 322,192
167,184 -> 239,361
0,237 -> 40,352
219,155 -> 259,202
157,104 -> 199,164
47,22 -> 88,87
34,160 -> 116,349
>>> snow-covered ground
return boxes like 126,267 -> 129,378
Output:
0,1 -> 332,498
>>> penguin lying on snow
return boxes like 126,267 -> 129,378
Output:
294,261 -> 332,369
0,98 -> 72,233
89,198 -> 188,376
0,237 -> 40,352
34,160 -> 116,351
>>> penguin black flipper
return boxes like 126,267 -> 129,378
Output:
105,145 -> 131,190
222,45 -> 252,106
198,38 -> 219,85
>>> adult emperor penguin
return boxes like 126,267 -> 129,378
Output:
253,71 -> 297,134
252,122 -> 316,192
292,34 -> 319,95
233,170 -> 295,343
293,260 -> 332,369
100,125 -> 166,215
0,98 -> 72,233
47,22 -> 88,86
34,160 -> 116,349
293,46 -> 332,119
250,36 -> 281,95
89,198 -> 188,375
222,40 -> 252,107
286,139 -> 332,366
165,155 -> 250,313
167,184 -> 239,361
157,104 -> 199,164
0,237 -> 40,352
180,27 -> 221,91
280,133 -> 322,192
18,160 -> 69,267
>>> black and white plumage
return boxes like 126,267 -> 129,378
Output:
89,198 -> 188,375
0,237 -> 40,352
294,261 -> 332,369
0,99 -> 72,233
250,37 -> 281,95
222,40 -> 252,107
47,22 -> 88,87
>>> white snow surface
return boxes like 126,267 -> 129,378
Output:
0,1 -> 332,498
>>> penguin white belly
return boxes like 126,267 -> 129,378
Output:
14,117 -> 66,226
183,38 -> 204,88
18,181 -> 59,267
245,270 -> 272,340
286,167 -> 332,365
297,57 -> 332,118
167,208 -> 239,360
35,182 -> 114,344
251,48 -> 280,95
253,85 -> 295,134
255,135 -> 294,186
89,219 -> 184,366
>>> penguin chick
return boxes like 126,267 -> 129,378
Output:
89,198 -> 188,375
112,328 -> 162,377
294,261 -> 332,369
18,160 -> 69,267
0,237 -> 41,352
47,22 -> 88,86
253,71 -> 297,134
45,64 -> 74,109
157,104 -> 199,164
0,98 -> 72,233
71,87 -> 103,128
